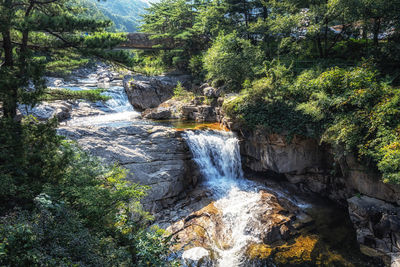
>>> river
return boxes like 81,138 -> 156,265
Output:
53,66 -> 383,267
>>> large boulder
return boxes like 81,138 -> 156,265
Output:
348,195 -> 400,266
240,131 -> 327,174
142,107 -> 172,120
58,124 -> 199,211
123,74 -> 191,110
18,101 -> 73,121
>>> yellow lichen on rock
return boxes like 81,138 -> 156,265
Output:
273,235 -> 318,264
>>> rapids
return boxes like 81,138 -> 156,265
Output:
184,130 -> 308,266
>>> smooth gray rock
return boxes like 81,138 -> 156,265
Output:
123,74 -> 191,110
58,124 -> 198,211
18,101 -> 73,121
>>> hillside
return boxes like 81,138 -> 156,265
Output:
89,0 -> 150,32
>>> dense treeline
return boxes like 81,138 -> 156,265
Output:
0,0 -> 173,265
140,0 -> 400,184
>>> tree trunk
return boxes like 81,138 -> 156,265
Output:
2,30 -> 13,67
316,35 -> 324,58
1,30 -> 17,119
373,18 -> 381,51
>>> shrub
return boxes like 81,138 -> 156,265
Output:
41,88 -> 111,102
224,65 -> 400,184
203,32 -> 263,91
0,118 -> 175,265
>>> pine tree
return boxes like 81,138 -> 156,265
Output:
0,0 -> 132,118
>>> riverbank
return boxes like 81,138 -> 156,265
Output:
18,64 -> 398,266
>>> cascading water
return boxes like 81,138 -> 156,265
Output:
66,85 -> 141,127
184,130 -> 270,266
50,67 -> 142,128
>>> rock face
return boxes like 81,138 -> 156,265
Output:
58,124 -> 199,211
141,97 -> 220,122
241,131 -> 327,174
238,129 -> 400,205
18,101 -> 73,121
123,74 -> 191,110
348,196 -> 400,266
234,127 -> 400,265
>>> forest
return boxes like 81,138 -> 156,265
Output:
140,0 -> 400,184
1,0 -> 400,265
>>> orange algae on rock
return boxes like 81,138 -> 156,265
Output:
175,122 -> 229,132
246,244 -> 274,259
274,235 -> 318,264
246,234 -> 357,266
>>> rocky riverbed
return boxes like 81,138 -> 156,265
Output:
19,64 -> 399,266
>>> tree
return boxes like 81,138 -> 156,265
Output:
0,0 -> 132,119
355,0 -> 400,50
141,0 -> 205,69
203,31 -> 263,90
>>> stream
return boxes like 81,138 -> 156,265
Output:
52,66 -> 382,267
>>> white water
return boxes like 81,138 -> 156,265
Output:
184,130 -> 309,266
62,82 -> 141,127
66,85 -> 141,126
184,130 -> 265,266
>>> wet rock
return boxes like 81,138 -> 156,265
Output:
182,247 -> 212,267
143,107 -> 172,120
203,86 -> 220,98
18,101 -> 73,121
348,195 -> 400,266
123,74 -> 191,110
58,124 -> 199,211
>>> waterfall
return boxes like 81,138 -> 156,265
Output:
184,130 -> 244,195
183,130 -> 265,266
66,85 -> 140,126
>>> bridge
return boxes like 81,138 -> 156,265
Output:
116,33 -> 175,50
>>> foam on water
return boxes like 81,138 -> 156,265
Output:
65,86 -> 141,126
184,130 -> 309,266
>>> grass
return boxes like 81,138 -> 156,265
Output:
41,88 -> 111,102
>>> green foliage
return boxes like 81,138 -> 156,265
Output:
0,118 -> 67,209
0,118 -> 175,266
225,64 -> 400,184
204,32 -> 263,91
134,52 -> 167,76
41,88 -> 111,102
141,0 -> 211,70
172,81 -> 194,103
45,51 -> 91,77
189,54 -> 206,82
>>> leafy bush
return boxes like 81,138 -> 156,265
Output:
172,82 -> 194,103
134,53 -> 166,76
0,118 -> 175,265
203,32 -> 263,91
189,54 -> 206,82
224,64 -> 400,184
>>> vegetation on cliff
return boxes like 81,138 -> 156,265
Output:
140,0 -> 400,184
